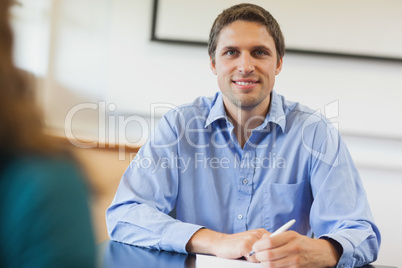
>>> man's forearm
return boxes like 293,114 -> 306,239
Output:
186,228 -> 223,255
186,228 -> 269,259
314,238 -> 341,267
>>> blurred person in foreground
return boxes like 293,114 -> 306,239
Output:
0,0 -> 95,267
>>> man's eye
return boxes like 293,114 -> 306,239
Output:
225,50 -> 236,56
255,50 -> 268,56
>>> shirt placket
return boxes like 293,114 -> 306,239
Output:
233,148 -> 255,233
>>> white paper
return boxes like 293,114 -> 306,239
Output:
195,254 -> 261,268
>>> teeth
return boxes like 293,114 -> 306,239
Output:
235,81 -> 254,85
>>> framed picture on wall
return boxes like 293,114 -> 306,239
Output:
151,0 -> 402,61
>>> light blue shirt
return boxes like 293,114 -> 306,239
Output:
106,91 -> 380,267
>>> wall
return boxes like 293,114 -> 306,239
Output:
11,0 -> 402,266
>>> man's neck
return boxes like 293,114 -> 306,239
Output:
224,96 -> 271,148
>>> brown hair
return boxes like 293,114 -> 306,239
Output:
0,0 -> 61,155
208,3 -> 285,64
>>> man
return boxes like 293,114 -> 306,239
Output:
106,3 -> 380,267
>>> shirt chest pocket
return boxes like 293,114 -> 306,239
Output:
262,179 -> 312,234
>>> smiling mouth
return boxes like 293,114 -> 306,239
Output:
233,80 -> 260,88
234,81 -> 255,86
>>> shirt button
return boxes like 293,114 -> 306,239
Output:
238,214 -> 243,220
242,179 -> 248,185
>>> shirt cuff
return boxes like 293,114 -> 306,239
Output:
159,221 -> 204,253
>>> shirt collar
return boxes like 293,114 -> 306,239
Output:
205,92 -> 226,128
205,91 -> 286,132
261,90 -> 286,132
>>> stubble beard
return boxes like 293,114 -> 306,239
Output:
225,88 -> 269,111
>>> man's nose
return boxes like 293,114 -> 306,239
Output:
237,54 -> 255,75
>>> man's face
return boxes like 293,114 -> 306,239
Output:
210,20 -> 283,114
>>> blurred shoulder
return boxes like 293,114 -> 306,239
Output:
0,154 -> 87,195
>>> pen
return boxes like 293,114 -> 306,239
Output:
248,219 -> 296,257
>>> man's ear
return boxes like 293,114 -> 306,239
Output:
275,58 -> 283,75
210,57 -> 217,75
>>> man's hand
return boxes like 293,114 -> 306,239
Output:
251,231 -> 341,267
186,228 -> 269,259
